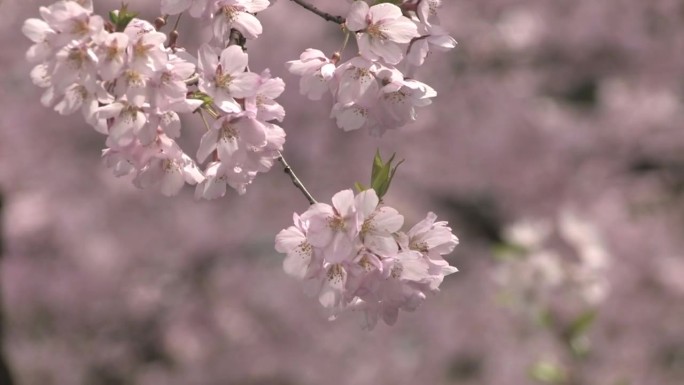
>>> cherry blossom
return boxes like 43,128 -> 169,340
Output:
212,0 -> 271,40
276,188 -> 459,328
285,49 -> 336,101
198,44 -> 260,113
345,1 -> 419,65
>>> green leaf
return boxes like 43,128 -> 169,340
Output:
529,361 -> 567,384
566,310 -> 597,340
109,10 -> 119,25
491,242 -> 528,261
354,182 -> 367,193
110,3 -> 138,32
188,91 -> 213,107
536,308 -> 554,329
368,150 -> 404,199
371,149 -> 384,182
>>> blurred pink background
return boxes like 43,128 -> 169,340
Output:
1,0 -> 683,384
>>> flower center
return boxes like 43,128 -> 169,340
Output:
366,24 -> 386,40
71,18 -> 90,37
385,90 -> 407,104
163,159 -> 179,172
215,72 -> 234,89
361,215 -> 376,236
221,6 -> 239,21
219,121 -> 238,141
391,263 -> 403,279
296,241 -> 312,257
327,264 -> 345,284
327,215 -> 346,231
410,240 -> 429,253
358,255 -> 374,272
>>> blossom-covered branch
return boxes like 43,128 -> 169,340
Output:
22,0 -> 460,329
287,0 -> 345,24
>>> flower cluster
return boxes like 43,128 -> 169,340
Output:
275,188 -> 458,329
23,0 -> 283,198
23,0 -> 461,329
494,210 -> 611,315
161,0 -> 271,41
286,0 -> 456,136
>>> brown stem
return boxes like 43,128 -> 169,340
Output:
0,193 -> 15,385
277,153 -> 317,205
228,28 -> 246,49
287,0 -> 345,24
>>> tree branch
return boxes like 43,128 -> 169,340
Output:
287,0 -> 345,24
0,193 -> 15,385
277,153 -> 317,205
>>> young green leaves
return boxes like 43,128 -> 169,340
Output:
355,150 -> 404,199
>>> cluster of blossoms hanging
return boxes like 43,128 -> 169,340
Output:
22,0 -> 459,329
287,0 -> 456,136
23,0 -> 285,198
276,188 -> 458,329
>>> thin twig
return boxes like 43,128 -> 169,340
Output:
172,13 -> 182,31
277,153 -> 317,205
287,0 -> 345,24
0,193 -> 15,385
228,28 -> 246,49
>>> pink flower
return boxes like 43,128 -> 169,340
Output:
334,56 -> 379,106
275,189 -> 459,328
198,44 -> 260,113
416,0 -> 443,26
124,20 -> 168,75
212,0 -> 271,40
356,189 -> 404,257
275,214 -> 323,279
95,32 -> 129,81
161,0 -> 211,18
134,151 -> 205,196
345,1 -> 419,64
196,113 -> 267,165
285,49 -> 336,101
96,99 -> 148,147
244,69 -> 286,122
306,189 -> 360,264
406,23 -> 457,67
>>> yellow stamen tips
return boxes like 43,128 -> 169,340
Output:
353,68 -> 371,81
327,215 -> 346,231
222,6 -> 238,22
67,47 -> 87,68
366,24 -> 386,40
215,72 -> 234,89
385,91 -> 407,104
410,241 -> 429,253
72,19 -> 90,36
125,70 -> 144,87
106,43 -> 122,61
327,264 -> 345,284
361,217 -> 375,235
219,120 -> 238,141
358,255 -> 373,272
163,159 -> 179,173
391,263 -> 403,279
133,41 -> 148,59
297,241 -> 312,257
